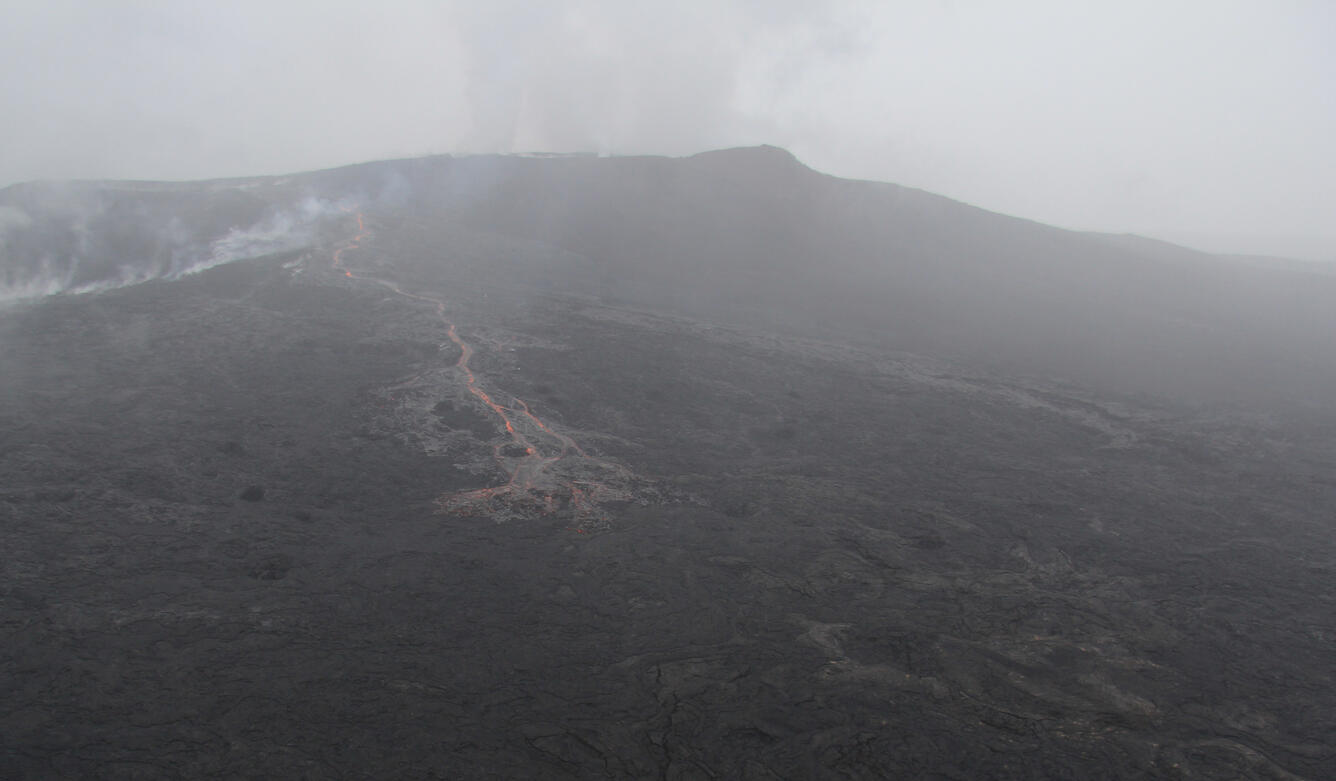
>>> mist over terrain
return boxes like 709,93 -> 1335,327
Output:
5,147 -> 1336,409
4,3 -> 1333,262
2,149 -> 1334,778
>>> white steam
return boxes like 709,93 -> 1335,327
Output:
0,195 -> 352,306
1,255 -> 73,301
0,205 -> 33,236
183,196 -> 350,277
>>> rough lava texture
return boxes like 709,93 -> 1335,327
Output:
1,149 -> 1334,779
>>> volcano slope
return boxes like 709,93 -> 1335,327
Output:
2,150 -> 1335,779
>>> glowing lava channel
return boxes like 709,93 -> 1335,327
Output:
328,212 -> 622,525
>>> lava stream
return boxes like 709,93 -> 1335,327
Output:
327,212 -> 624,524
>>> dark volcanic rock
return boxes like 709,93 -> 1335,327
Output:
0,152 -> 1334,779
248,553 -> 294,580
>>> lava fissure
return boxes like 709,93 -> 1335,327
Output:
327,212 -> 628,525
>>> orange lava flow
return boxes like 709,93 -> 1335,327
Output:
327,212 -> 619,525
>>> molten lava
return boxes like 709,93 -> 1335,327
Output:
327,212 -> 629,526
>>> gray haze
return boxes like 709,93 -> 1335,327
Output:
2,0 -> 1333,260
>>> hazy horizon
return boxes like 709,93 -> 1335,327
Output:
3,1 -> 1333,261
4,7 -> 1336,776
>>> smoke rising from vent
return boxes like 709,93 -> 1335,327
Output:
0,191 -> 353,305
197,197 -> 349,272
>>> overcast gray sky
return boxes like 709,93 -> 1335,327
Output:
2,0 -> 1333,260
